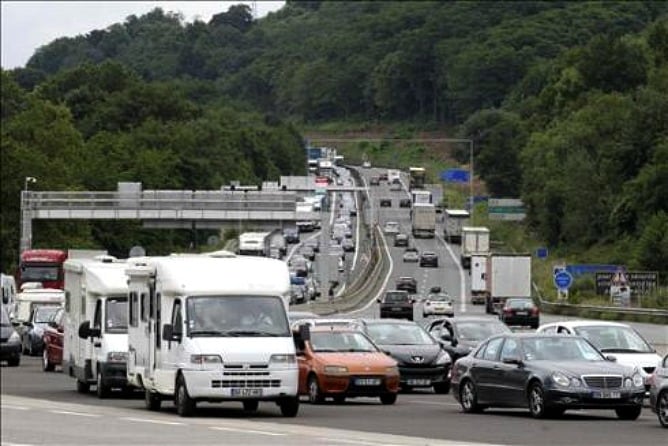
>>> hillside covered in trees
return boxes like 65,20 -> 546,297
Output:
2,1 -> 667,273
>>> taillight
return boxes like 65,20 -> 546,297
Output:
503,308 -> 513,314
532,307 -> 540,316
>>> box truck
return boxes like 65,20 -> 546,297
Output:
486,253 -> 532,314
125,254 -> 300,418
443,210 -> 470,244
470,255 -> 488,305
411,203 -> 437,238
460,226 -> 490,269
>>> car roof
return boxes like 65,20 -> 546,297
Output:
540,320 -> 632,329
357,318 -> 416,326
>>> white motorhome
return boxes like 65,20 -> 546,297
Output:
13,287 -> 64,323
443,209 -> 470,244
1,273 -> 17,317
63,256 -> 129,398
125,255 -> 300,417
470,254 -> 488,305
238,232 -> 271,256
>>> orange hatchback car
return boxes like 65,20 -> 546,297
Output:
296,326 -> 400,404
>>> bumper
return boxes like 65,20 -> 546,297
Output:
423,307 -> 454,316
545,388 -> 645,409
99,362 -> 128,387
380,309 -> 413,320
182,368 -> 298,401
1,342 -> 22,359
399,364 -> 450,388
419,261 -> 438,267
317,374 -> 400,397
500,315 -> 539,327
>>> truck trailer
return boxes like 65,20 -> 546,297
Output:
460,226 -> 490,269
411,203 -> 437,238
443,210 -> 470,244
485,253 -> 532,314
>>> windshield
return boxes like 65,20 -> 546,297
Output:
384,292 -> 409,303
506,299 -> 534,309
428,294 -> 450,302
310,331 -> 378,353
574,325 -> 654,353
105,297 -> 128,333
34,306 -> 60,323
21,265 -> 59,281
456,321 -> 510,341
187,296 -> 290,337
521,337 -> 605,361
366,323 -> 435,345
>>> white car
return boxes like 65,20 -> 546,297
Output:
390,181 -> 402,191
422,293 -> 454,317
537,320 -> 661,390
362,161 -> 371,168
403,248 -> 419,262
383,221 -> 400,235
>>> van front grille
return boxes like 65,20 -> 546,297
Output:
211,379 -> 281,388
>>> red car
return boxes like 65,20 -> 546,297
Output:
42,307 -> 65,372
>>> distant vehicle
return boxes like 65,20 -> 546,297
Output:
328,243 -> 345,260
394,233 -> 409,247
460,227 -> 490,269
443,210 -> 470,244
0,305 -> 21,366
402,247 -> 419,263
362,161 -> 372,169
411,203 -> 436,238
295,326 -> 399,405
408,167 -> 426,191
42,307 -> 65,372
387,170 -> 401,184
356,319 -> 452,394
399,198 -> 412,208
342,238 -> 355,252
423,316 -> 512,363
284,228 -> 300,244
379,198 -> 392,207
370,176 -> 380,186
289,257 -> 309,277
470,255 -> 488,305
390,182 -> 402,192
452,333 -> 645,419
238,232 -> 272,257
379,173 -> 389,181
1,273 -> 17,318
422,292 -> 454,318
485,253 -> 531,314
303,239 -> 320,253
290,285 -> 307,305
383,221 -> 400,235
378,290 -> 414,320
299,245 -> 316,261
20,305 -> 61,356
419,251 -> 439,267
395,277 -> 417,294
649,353 -> 668,427
500,298 -> 540,329
18,249 -> 68,290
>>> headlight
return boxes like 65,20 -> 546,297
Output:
270,354 -> 296,365
324,365 -> 349,375
632,373 -> 643,387
570,378 -> 581,387
8,331 -> 20,343
107,351 -> 128,363
552,372 -> 571,387
385,366 -> 399,376
435,351 -> 452,365
190,354 -> 222,365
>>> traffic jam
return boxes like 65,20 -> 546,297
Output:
1,161 -> 667,432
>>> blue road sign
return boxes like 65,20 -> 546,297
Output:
554,271 -> 573,290
536,247 -> 548,259
441,169 -> 470,183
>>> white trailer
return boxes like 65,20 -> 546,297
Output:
486,253 -> 532,314
443,209 -> 470,244
63,256 -> 129,398
411,190 -> 432,205
238,232 -> 271,256
125,254 -> 300,417
411,203 -> 436,238
470,255 -> 488,305
460,226 -> 490,269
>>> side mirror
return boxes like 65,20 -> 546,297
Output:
376,298 -> 381,303
48,321 -> 58,329
162,323 -> 182,342
605,355 -> 617,362
78,321 -> 91,339
502,356 -> 524,367
23,321 -> 33,328
11,321 -> 20,327
298,323 -> 311,342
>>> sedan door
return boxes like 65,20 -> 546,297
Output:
497,337 -> 530,406
472,337 -> 505,403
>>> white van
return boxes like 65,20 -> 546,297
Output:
125,254 -> 300,417
63,256 -> 129,398
1,273 -> 17,317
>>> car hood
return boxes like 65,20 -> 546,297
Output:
314,352 -> 397,370
601,352 -> 662,375
534,360 -> 637,377
375,344 -> 443,365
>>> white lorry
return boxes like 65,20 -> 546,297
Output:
238,232 -> 271,256
460,226 -> 490,269
470,254 -> 488,305
125,254 -> 300,417
411,190 -> 432,205
63,255 -> 129,398
486,253 -> 532,314
443,209 -> 470,244
411,203 -> 437,238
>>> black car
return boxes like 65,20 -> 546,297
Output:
419,252 -> 439,267
500,298 -> 540,329
394,233 -> 409,247
424,316 -> 512,363
380,198 -> 392,207
399,198 -> 412,208
1,306 -> 21,366
649,353 -> 668,428
395,277 -> 417,294
452,333 -> 645,419
355,319 -> 452,393
284,229 -> 300,244
377,290 -> 414,320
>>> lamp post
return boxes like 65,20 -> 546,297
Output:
20,177 -> 37,256
24,176 -> 37,192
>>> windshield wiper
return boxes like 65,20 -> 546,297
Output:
189,330 -> 229,336
599,348 -> 648,353
314,348 -> 338,352
225,330 -> 282,337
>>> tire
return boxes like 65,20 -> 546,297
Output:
76,380 -> 90,394
658,390 -> 668,428
96,371 -> 110,399
145,389 -> 161,411
308,375 -> 325,404
278,397 -> 299,417
459,380 -> 483,413
43,349 -> 55,372
528,383 -> 548,419
380,393 -> 397,405
175,376 -> 196,417
332,395 -> 346,404
615,405 -> 642,420
7,355 -> 20,367
433,382 -> 450,394
243,400 -> 259,412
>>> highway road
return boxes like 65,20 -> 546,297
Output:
2,357 -> 665,446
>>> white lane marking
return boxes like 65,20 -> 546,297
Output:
210,426 -> 285,436
351,173 -> 366,271
329,191 -> 338,225
1,405 -> 29,411
436,233 -> 467,313
405,400 -> 461,407
3,442 -> 36,446
121,417 -> 184,426
50,410 -> 100,418
318,438 -> 401,446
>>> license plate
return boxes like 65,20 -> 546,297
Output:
407,379 -> 431,386
231,388 -> 263,397
593,391 -> 620,399
516,311 -> 528,315
392,307 -> 403,311
355,378 -> 381,386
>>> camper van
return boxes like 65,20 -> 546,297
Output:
1,273 -> 17,317
63,256 -> 129,398
125,254 -> 300,417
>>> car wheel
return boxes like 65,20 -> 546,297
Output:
145,389 -> 161,411
380,393 -> 397,405
43,349 -> 55,372
459,380 -> 483,413
658,390 -> 668,428
433,382 -> 450,394
175,375 -> 196,417
308,375 -> 325,404
76,379 -> 90,394
96,371 -> 110,399
615,405 -> 642,420
243,400 -> 259,412
7,355 -> 20,367
528,383 -> 548,419
278,397 -> 299,417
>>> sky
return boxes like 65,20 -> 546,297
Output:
1,1 -> 286,69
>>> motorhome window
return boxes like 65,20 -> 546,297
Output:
129,292 -> 138,327
140,292 -> 148,322
81,294 -> 86,316
20,264 -> 59,281
155,293 -> 161,347
186,296 -> 290,337
65,291 -> 70,312
171,299 -> 182,335
34,306 -> 59,323
93,300 -> 102,329
105,297 -> 128,333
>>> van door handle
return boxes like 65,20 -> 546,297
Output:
94,342 -> 101,347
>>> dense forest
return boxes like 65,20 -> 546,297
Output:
2,1 -> 667,274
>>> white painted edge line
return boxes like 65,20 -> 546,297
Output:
1,405 -> 29,410
351,173 -> 365,271
405,400 -> 461,407
120,417 -> 184,426
50,410 -> 100,418
210,426 -> 285,436
436,233 -> 467,313
3,442 -> 36,446
319,438 -> 402,446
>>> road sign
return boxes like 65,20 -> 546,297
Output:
554,270 -> 573,290
440,169 -> 470,183
488,198 -> 526,221
595,270 -> 659,295
536,247 -> 548,259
